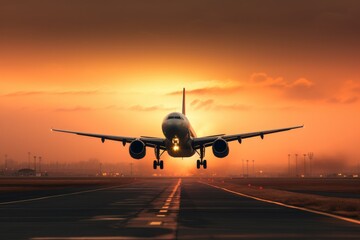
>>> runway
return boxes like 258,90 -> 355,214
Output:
0,178 -> 358,239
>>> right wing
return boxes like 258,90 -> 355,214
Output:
192,125 -> 303,149
51,128 -> 166,149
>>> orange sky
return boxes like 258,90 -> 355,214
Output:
1,1 -> 359,176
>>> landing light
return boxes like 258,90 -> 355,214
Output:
173,145 -> 179,151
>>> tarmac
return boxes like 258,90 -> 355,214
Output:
0,178 -> 359,239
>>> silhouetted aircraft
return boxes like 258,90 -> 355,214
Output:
52,88 -> 303,169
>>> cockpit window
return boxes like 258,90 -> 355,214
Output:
167,115 -> 183,120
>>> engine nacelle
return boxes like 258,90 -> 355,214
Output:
129,139 -> 146,159
212,138 -> 229,158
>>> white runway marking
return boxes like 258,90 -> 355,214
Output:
0,185 -> 124,205
32,237 -> 151,240
202,181 -> 360,225
148,221 -> 162,226
86,215 -> 125,221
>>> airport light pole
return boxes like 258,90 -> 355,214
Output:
303,154 -> 307,177
242,159 -> 244,177
308,152 -> 314,177
33,156 -> 37,173
4,154 -> 7,171
28,152 -> 31,169
246,160 -> 249,177
288,154 -> 291,177
295,154 -> 298,177
39,156 -> 42,173
252,160 -> 255,177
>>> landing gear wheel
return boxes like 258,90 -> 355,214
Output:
153,160 -> 157,169
196,160 -> 201,169
196,146 -> 208,169
159,160 -> 164,169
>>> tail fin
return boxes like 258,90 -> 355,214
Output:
182,88 -> 186,115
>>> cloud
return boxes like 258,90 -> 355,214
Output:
168,86 -> 242,96
54,104 -> 176,113
289,78 -> 314,88
55,106 -> 93,112
129,105 -> 175,112
3,91 -> 46,97
249,72 -> 323,101
327,80 -> 360,104
54,90 -> 101,95
214,104 -> 252,111
344,97 -> 358,104
327,96 -> 358,105
190,99 -> 200,106
353,87 -> 360,93
2,90 -> 108,97
250,73 -> 314,89
193,99 -> 214,110
250,72 -> 287,88
54,105 -> 124,112
167,73 -> 358,105
190,99 -> 251,111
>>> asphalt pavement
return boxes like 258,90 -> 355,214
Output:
0,178 -> 358,239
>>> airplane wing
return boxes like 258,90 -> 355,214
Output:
192,125 -> 303,148
51,129 -> 165,149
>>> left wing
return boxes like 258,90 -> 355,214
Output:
193,125 -> 303,148
51,128 -> 166,149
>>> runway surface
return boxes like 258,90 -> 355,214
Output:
0,178 -> 358,239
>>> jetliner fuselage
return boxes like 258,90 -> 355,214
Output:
162,112 -> 196,157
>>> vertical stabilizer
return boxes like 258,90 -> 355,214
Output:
182,88 -> 186,115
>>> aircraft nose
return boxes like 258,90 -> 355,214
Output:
162,120 -> 186,139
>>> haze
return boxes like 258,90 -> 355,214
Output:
1,0 -> 359,176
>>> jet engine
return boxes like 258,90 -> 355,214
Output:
212,138 -> 229,158
129,139 -> 146,159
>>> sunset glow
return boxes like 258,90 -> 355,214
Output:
1,1 -> 359,176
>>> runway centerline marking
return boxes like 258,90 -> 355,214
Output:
201,181 -> 360,225
149,221 -> 162,226
0,185 -> 127,205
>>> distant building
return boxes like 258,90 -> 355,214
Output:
17,168 -> 36,176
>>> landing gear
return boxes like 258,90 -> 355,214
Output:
153,160 -> 164,169
196,146 -> 207,169
196,159 -> 207,169
153,146 -> 164,170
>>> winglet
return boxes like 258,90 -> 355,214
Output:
182,88 -> 186,115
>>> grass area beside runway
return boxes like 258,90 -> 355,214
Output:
201,178 -> 360,220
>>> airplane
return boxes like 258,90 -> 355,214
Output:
52,88 -> 303,169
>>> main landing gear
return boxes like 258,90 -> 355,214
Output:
153,146 -> 164,170
196,146 -> 207,169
